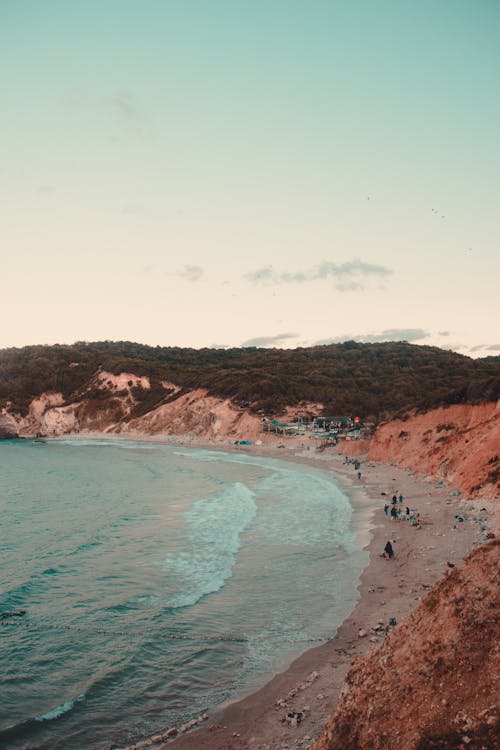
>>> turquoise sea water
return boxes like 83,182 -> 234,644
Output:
0,439 -> 368,749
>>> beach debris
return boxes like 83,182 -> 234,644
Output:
286,711 -> 304,727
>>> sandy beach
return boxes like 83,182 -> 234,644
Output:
57,433 -> 496,750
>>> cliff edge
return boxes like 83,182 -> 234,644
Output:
312,539 -> 499,750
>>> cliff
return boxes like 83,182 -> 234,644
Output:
312,539 -> 500,750
367,402 -> 500,498
0,371 -> 265,443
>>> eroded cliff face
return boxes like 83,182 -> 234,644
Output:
0,370 -> 264,442
312,539 -> 500,750
367,402 -> 500,498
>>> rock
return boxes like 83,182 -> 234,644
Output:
0,417 -> 19,439
165,727 -> 178,737
306,670 -> 319,682
358,629 -> 368,638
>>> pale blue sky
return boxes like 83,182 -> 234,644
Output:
1,1 -> 499,354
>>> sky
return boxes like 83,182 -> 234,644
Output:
1,0 -> 499,356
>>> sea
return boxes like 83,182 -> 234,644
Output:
0,438 -> 369,749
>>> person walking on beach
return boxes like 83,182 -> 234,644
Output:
384,504 -> 389,515
384,541 -> 394,559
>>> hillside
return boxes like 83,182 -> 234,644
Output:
312,539 -> 499,750
0,340 -> 499,420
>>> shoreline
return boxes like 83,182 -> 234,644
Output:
42,432 -> 495,749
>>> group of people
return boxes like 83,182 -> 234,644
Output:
383,493 -> 421,527
382,489 -> 423,560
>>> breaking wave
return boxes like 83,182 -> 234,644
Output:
163,482 -> 257,608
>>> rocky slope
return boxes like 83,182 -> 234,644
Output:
367,402 -> 500,498
312,539 -> 499,750
0,371 -> 265,442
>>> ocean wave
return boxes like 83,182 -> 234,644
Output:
254,469 -> 353,547
163,482 -> 257,608
0,693 -> 86,746
35,693 -> 85,722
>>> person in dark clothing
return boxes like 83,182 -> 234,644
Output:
384,541 -> 394,559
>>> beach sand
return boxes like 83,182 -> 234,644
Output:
126,440 -> 492,750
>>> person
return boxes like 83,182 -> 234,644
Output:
384,503 -> 389,515
384,541 -> 394,559
399,493 -> 403,504
392,494 -> 397,504
357,471 -> 362,480
406,506 -> 410,516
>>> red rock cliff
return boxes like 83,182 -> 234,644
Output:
367,402 -> 500,498
312,539 -> 500,750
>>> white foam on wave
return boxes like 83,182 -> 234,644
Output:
163,482 -> 257,608
35,693 -> 85,722
254,468 -> 355,548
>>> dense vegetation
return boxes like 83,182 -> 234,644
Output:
0,340 -> 498,421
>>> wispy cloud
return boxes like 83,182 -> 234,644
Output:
241,332 -> 299,348
107,92 -> 144,132
315,328 -> 430,345
438,331 -> 450,337
244,258 -> 392,291
177,265 -> 204,282
486,344 -> 500,351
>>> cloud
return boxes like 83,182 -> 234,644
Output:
107,92 -> 143,131
486,344 -> 500,351
177,265 -> 204,282
469,344 -> 487,352
438,331 -> 450,336
244,258 -> 392,290
315,328 -> 430,345
241,332 -> 299,348
334,281 -> 363,292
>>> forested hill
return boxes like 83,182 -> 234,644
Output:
0,341 -> 499,420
